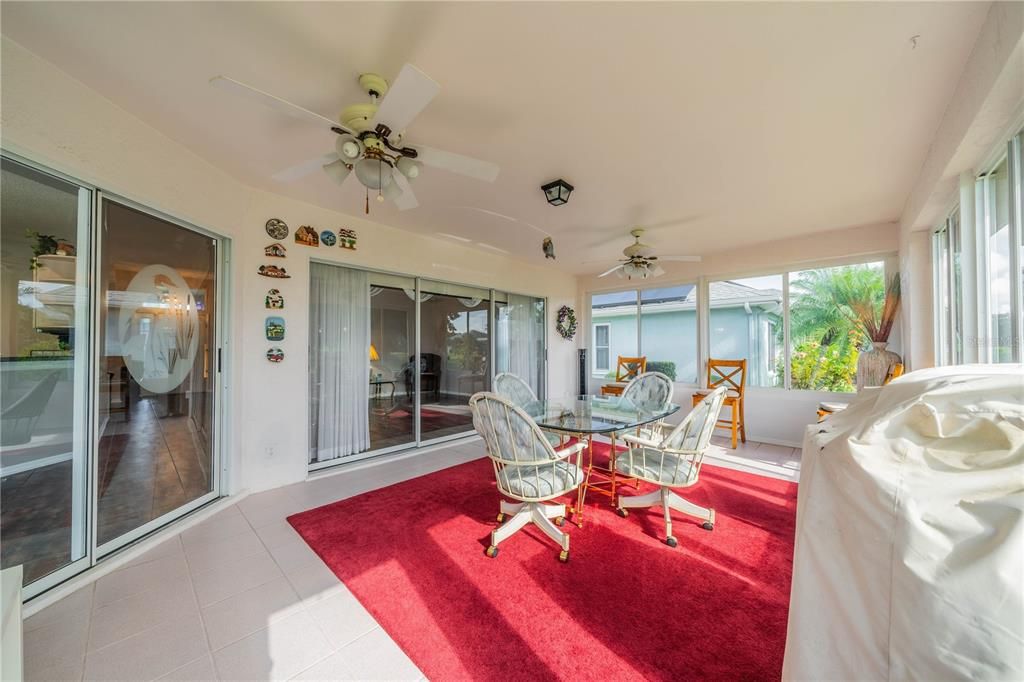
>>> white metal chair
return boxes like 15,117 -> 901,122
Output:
622,371 -> 674,440
494,372 -> 562,447
469,392 -> 587,563
493,372 -> 538,408
615,386 -> 727,547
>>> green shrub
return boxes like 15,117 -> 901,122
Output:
646,360 -> 677,381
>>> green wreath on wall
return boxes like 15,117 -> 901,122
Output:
556,305 -> 577,340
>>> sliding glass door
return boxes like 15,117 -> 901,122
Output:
95,198 -> 220,551
495,293 -> 546,397
0,158 -> 91,591
419,281 -> 491,442
368,281 -> 417,452
1,156 -> 227,598
309,264 -> 545,468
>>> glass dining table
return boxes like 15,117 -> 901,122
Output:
524,394 -> 681,526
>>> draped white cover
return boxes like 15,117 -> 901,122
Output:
508,294 -> 544,395
784,365 -> 1024,680
309,263 -> 370,462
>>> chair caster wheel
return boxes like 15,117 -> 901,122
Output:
485,545 -> 499,558
558,550 -> 569,563
554,515 -> 566,527
616,508 -> 628,518
701,521 -> 714,531
496,513 -> 505,523
665,536 -> 678,548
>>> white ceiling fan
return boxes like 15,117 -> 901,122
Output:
597,228 -> 701,279
210,64 -> 500,213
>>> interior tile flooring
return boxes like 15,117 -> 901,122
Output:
22,436 -> 801,681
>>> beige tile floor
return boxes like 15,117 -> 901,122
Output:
22,436 -> 801,681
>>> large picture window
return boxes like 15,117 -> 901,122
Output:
936,129 -> 1024,366
788,262 -> 886,393
640,285 -> 698,384
983,156 -> 1014,363
589,285 -> 698,383
709,275 -> 783,388
933,209 -> 963,365
591,258 -> 896,394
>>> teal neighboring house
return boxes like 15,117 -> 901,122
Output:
591,281 -> 783,386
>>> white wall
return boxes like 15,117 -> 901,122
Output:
1,37 -> 579,493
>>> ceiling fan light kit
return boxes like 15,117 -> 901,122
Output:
212,64 -> 499,215
322,158 -> 351,184
597,227 -> 701,280
541,179 -> 574,206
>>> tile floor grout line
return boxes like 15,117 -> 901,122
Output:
178,526 -> 219,676
75,581 -> 95,682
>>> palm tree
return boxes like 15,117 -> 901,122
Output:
788,265 -> 885,389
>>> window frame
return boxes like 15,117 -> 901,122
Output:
932,206 -> 962,366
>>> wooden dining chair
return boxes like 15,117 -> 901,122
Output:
692,358 -> 746,448
601,356 -> 647,396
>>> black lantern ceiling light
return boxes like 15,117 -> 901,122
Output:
541,179 -> 574,206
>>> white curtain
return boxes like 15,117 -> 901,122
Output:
309,263 -> 370,462
508,294 -> 544,395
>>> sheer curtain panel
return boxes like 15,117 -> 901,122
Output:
309,263 -> 370,462
508,294 -> 544,395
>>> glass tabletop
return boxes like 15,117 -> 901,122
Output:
525,394 -> 680,434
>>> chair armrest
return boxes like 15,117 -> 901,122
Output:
622,433 -> 661,449
554,440 -> 587,459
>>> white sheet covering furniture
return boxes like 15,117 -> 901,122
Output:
784,365 -> 1024,681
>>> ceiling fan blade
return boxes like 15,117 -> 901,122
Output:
658,255 -> 703,262
414,146 -> 499,182
271,153 -> 341,183
210,75 -> 348,132
371,64 -> 441,132
391,171 -> 419,211
598,264 -> 625,278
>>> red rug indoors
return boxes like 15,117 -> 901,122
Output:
288,443 -> 798,681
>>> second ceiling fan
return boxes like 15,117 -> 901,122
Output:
598,229 -> 702,280
211,64 -> 500,213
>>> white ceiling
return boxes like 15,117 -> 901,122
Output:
1,2 -> 989,274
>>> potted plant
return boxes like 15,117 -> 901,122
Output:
852,273 -> 902,389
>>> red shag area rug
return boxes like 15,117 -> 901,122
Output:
288,442 -> 797,681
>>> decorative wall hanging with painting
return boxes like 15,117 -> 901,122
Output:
556,305 -> 577,340
265,289 -> 284,309
338,228 -> 357,250
265,218 -> 289,240
258,264 -> 290,279
264,243 -> 287,258
265,316 -> 285,341
295,225 -> 319,246
266,347 -> 284,363
320,230 -> 337,247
